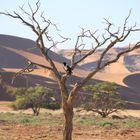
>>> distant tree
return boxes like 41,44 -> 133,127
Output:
1,1 -> 140,139
11,85 -> 59,116
82,82 -> 125,118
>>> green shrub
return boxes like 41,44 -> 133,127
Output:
11,85 -> 58,115
82,82 -> 125,118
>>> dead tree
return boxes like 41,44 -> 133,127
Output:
1,1 -> 140,140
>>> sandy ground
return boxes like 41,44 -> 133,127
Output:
0,102 -> 140,140
0,123 -> 140,140
0,101 -> 140,117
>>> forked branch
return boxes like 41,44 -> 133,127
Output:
68,10 -> 140,103
11,61 -> 52,84
71,9 -> 140,71
0,0 -> 66,81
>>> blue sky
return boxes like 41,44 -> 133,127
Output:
0,0 -> 140,49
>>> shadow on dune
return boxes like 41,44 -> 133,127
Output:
1,71 -> 140,109
123,73 -> 140,91
121,73 -> 140,109
0,72 -> 58,101
0,46 -> 28,68
0,71 -> 101,102
72,73 -> 140,109
0,34 -> 69,64
0,34 -> 39,55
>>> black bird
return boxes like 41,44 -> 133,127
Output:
63,62 -> 72,75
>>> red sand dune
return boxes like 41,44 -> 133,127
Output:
0,34 -> 140,109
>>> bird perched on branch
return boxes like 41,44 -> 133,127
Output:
63,62 -> 72,75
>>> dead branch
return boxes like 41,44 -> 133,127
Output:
0,11 -> 39,36
102,42 -> 140,68
67,41 -> 140,104
71,28 -> 99,68
70,28 -> 111,69
11,60 -> 52,84
68,10 -> 140,102
70,9 -> 140,72
11,61 -> 33,84
0,1 -> 63,80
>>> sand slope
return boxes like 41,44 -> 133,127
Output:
0,34 -> 140,109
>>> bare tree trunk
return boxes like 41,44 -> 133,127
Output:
63,103 -> 73,140
32,106 -> 40,116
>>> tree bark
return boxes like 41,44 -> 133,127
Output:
63,103 -> 74,140
32,106 -> 40,116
